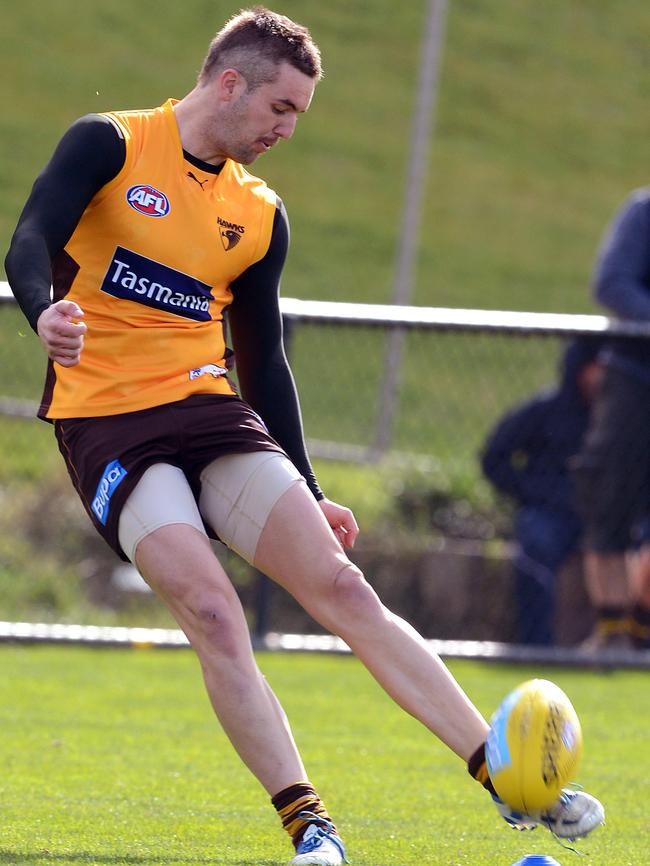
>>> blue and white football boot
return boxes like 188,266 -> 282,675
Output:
493,789 -> 604,840
289,812 -> 348,866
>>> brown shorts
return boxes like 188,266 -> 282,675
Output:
54,394 -> 285,561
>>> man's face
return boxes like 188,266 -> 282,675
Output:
216,62 -> 316,165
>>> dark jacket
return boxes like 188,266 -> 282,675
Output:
481,339 -> 601,514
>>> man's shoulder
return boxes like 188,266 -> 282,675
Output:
623,186 -> 650,211
98,103 -> 172,138
101,104 -> 162,119
604,186 -> 650,238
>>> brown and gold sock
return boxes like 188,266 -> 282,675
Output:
594,605 -> 631,640
467,742 -> 497,796
271,781 -> 337,848
629,602 -> 650,648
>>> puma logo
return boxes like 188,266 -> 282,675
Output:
187,171 -> 208,190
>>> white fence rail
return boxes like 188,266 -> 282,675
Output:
7,279 -> 650,336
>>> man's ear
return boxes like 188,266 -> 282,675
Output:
218,68 -> 245,102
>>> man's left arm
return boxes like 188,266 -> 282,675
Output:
228,199 -> 358,548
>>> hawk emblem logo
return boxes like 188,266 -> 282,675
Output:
221,229 -> 242,251
217,215 -> 245,252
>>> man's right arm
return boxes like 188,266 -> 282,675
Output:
4,114 -> 125,332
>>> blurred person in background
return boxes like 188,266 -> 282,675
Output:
481,338 -> 604,646
4,6 -> 605,864
573,187 -> 650,651
626,517 -> 650,649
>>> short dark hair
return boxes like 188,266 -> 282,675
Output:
198,6 -> 322,89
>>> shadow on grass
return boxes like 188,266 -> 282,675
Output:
0,851 -> 275,866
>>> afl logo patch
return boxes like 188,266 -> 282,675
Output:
126,184 -> 170,217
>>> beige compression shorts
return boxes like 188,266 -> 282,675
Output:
117,451 -> 304,565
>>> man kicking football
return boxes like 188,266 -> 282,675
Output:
5,7 -> 604,863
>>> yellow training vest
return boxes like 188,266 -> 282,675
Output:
41,98 -> 277,418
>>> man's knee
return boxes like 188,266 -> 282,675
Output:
311,560 -> 385,629
184,589 -> 248,660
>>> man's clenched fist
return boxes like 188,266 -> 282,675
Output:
37,300 -> 87,367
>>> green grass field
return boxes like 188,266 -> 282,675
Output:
0,647 -> 645,866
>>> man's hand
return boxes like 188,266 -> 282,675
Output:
37,300 -> 87,367
318,497 -> 359,549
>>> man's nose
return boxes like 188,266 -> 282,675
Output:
275,114 -> 298,140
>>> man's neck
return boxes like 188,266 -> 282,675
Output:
173,89 -> 227,166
